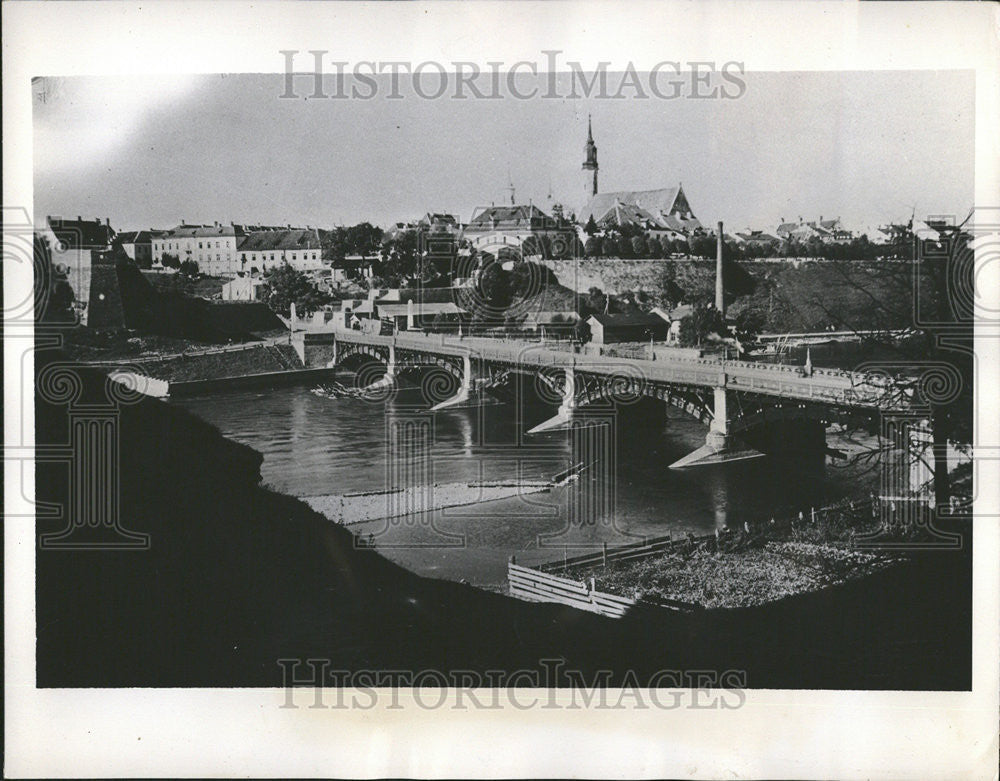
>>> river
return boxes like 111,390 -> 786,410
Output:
174,381 -> 880,586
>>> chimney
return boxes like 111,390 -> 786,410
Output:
820,215 -> 823,222
716,221 -> 725,317
105,217 -> 111,226
77,215 -> 82,222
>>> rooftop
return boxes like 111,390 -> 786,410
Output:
163,223 -> 237,239
588,312 -> 669,328
47,216 -> 115,249
237,229 -> 321,252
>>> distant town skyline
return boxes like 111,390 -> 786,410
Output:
33,70 -> 974,233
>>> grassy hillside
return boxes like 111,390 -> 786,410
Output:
540,258 -> 916,333
731,261 -> 914,333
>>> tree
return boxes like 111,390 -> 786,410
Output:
583,286 -> 608,316
322,227 -> 348,264
161,253 -> 181,269
346,222 -> 383,259
509,260 -> 555,302
477,261 -> 513,311
690,235 -> 716,259
677,303 -> 726,347
584,236 -> 603,258
602,234 -> 620,258
179,260 -> 200,276
259,264 -> 330,318
631,235 -> 649,258
583,215 -> 599,235
379,231 -> 419,284
732,308 -> 765,347
647,236 -> 667,258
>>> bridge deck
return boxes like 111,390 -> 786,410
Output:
321,327 -> 898,408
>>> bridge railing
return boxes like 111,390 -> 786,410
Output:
327,325 -> 899,407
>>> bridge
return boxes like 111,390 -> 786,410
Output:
294,326 -> 916,468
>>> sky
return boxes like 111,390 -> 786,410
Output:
32,70 -> 975,234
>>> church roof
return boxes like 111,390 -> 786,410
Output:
597,202 -> 659,229
579,188 -> 701,232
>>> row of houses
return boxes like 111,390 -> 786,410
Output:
328,285 -> 686,346
148,222 -> 323,275
774,216 -> 853,243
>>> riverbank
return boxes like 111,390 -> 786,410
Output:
36,358 -> 972,690
303,481 -> 553,525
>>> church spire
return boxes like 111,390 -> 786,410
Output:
582,114 -> 599,201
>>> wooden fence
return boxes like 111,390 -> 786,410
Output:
507,559 -> 695,618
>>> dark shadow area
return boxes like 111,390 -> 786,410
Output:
35,351 -> 971,690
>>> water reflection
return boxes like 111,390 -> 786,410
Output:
175,384 -> 874,585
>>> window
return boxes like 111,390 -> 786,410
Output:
216,241 -> 220,248
291,253 -> 297,260
198,242 -> 203,249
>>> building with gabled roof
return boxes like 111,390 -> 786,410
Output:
579,187 -> 703,235
775,217 -> 853,243
586,311 -> 670,345
465,203 -> 551,232
152,221 -> 241,274
461,202 -> 577,260
47,215 -> 116,251
734,230 -> 781,247
418,213 -> 459,231
237,228 -> 323,273
116,229 -> 165,268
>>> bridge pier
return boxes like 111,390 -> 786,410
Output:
527,367 -> 577,434
669,387 -> 765,468
430,354 -> 475,411
360,342 -> 397,392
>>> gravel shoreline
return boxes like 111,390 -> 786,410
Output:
581,540 -> 906,609
303,481 -> 553,525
